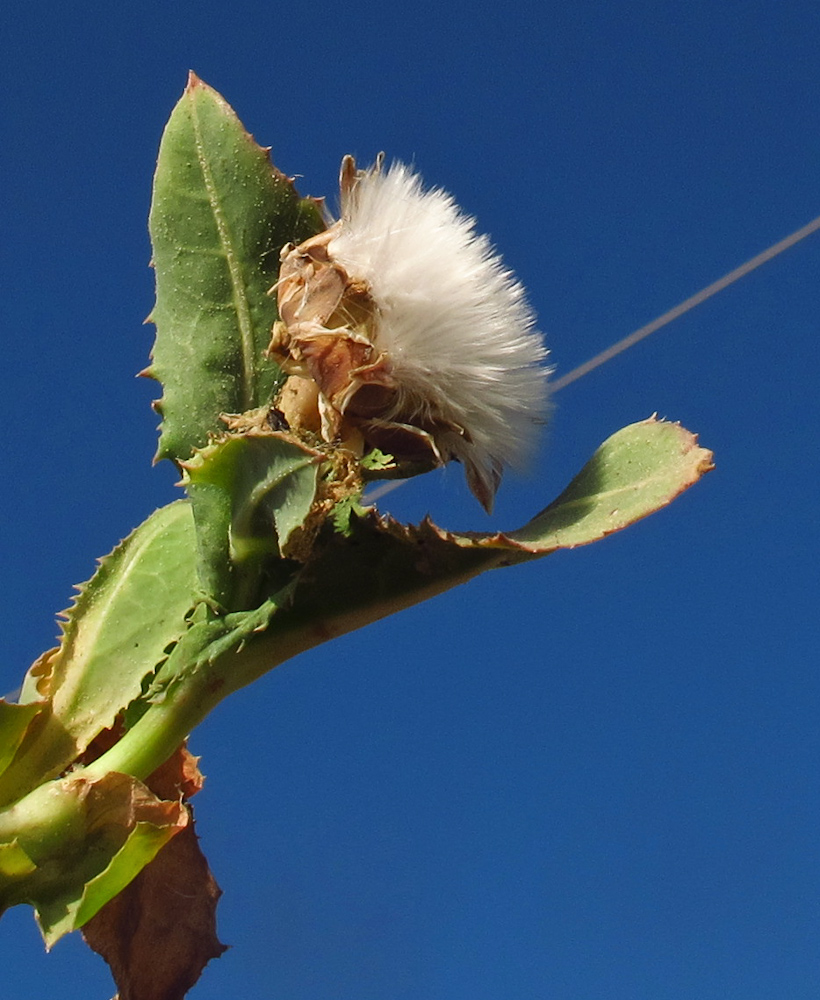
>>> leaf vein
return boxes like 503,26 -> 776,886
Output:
190,100 -> 256,411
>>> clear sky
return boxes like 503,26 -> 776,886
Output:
2,3 -> 819,998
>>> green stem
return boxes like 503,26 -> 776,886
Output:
82,614 -> 319,784
0,776 -> 87,862
83,671 -> 220,783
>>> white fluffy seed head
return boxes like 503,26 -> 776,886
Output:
330,161 -> 550,494
271,158 -> 550,511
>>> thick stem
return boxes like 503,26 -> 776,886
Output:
0,776 -> 87,862
82,672 -> 221,783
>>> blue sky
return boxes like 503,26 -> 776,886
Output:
2,3 -> 819,998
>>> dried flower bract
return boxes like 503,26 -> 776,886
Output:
268,156 -> 550,511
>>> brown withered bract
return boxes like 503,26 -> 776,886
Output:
266,158 -> 448,481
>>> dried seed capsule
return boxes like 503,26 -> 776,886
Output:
269,157 -> 550,511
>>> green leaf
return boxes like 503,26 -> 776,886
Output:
38,817 -> 184,948
148,73 -> 325,466
0,502 -> 198,806
507,415 -> 715,549
183,433 -> 323,609
149,593 -> 288,697
263,418 -> 714,649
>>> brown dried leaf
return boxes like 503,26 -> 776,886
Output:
143,744 -> 204,803
82,745 -> 225,1000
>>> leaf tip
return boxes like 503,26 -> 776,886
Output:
696,448 -> 716,475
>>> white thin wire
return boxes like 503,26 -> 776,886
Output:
364,212 -> 820,504
550,212 -> 820,392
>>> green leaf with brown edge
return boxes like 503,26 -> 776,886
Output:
148,73 -> 325,466
0,502 -> 198,806
506,415 -> 715,550
295,418 -> 713,637
194,418 -> 714,696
